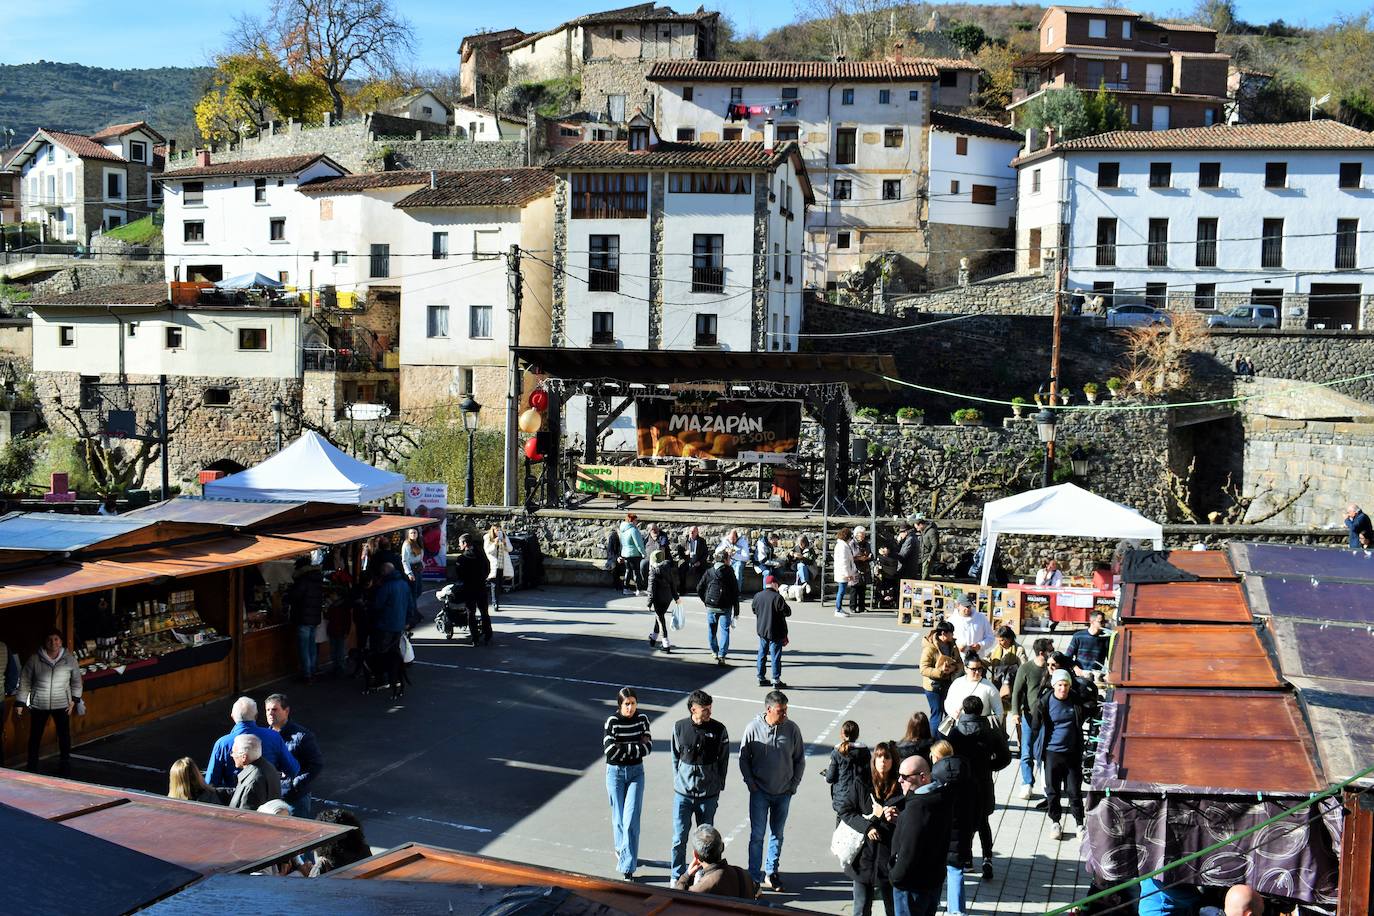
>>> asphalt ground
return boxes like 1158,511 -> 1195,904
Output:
67,583 -> 1089,913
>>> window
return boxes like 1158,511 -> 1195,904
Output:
461,368 -> 475,395
1149,162 -> 1172,188
65,172 -> 74,200
570,173 -> 648,219
473,229 -> 500,259
79,375 -> 100,410
729,87 -> 743,105
370,243 -> 390,278
878,89 -> 891,104
1122,19 -> 1132,38
607,95 -> 626,122
107,172 -> 123,199
1336,219 -> 1359,269
183,221 -> 204,242
238,328 -> 268,350
880,180 -> 900,200
468,121 -> 478,137
1088,18 -> 1107,37
426,305 -> 449,338
1096,217 -> 1117,266
560,126 -> 581,137
1158,32 -> 1169,45
165,326 -> 183,349
254,178 -> 267,203
836,231 -> 851,249
1097,162 -> 1120,188
971,184 -> 997,205
772,242 -> 781,279
1264,162 -> 1287,189
1147,218 -> 1169,266
777,125 -> 799,142
950,180 -> 960,194
722,127 -> 742,142
835,128 -> 856,165
614,28 -> 624,39
591,311 -> 615,345
669,173 -> 751,194
332,250 -> 348,265
1145,282 -> 1168,309
884,128 -> 903,148
682,86 -> 694,101
130,140 -> 146,162
1339,162 -> 1363,189
432,231 -> 449,260
1130,104 -> 1140,126
184,181 -> 204,206
955,136 -> 969,156
202,387 -> 231,407
1261,218 -> 1284,268
628,127 -> 650,150
676,127 -> 696,141
909,90 -> 920,101
781,87 -> 799,103
58,325 -> 75,347
695,313 -> 718,347
106,214 -> 123,231
1031,169 -> 1041,193
1195,218 -> 1218,267
468,305 -> 493,339
841,88 -> 854,105
1199,162 -> 1221,189
1194,283 -> 1217,310
1047,26 -> 1054,45
1151,105 -> 1170,130
939,70 -> 958,88
692,234 -> 725,293
833,178 -> 852,200
269,217 -> 286,241
1204,108 -> 1216,126
588,235 -> 620,292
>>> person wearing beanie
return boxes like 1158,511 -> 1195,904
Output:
647,548 -> 680,653
1033,667 -> 1089,839
751,575 -> 792,689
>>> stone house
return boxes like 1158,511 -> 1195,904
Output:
1013,120 -> 1374,329
8,122 -> 166,243
459,28 -> 529,106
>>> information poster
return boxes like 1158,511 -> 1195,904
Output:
404,482 -> 448,579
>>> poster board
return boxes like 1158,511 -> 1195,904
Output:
575,465 -> 668,498
403,483 -> 448,579
897,579 -> 1022,633
635,397 -> 802,463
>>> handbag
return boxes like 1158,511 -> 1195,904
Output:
671,601 -> 685,630
400,633 -> 415,664
830,819 -> 866,867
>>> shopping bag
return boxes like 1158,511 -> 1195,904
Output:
671,601 -> 685,630
830,819 -> 866,866
400,633 -> 416,664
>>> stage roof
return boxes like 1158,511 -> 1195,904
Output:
514,347 -> 899,392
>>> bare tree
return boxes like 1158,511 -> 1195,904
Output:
42,387 -> 200,497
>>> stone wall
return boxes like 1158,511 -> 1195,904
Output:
579,59 -> 659,125
1202,329 -> 1374,403
884,271 -> 1054,317
31,262 -> 165,297
923,224 -> 1016,292
1242,415 -> 1374,528
385,139 -> 531,171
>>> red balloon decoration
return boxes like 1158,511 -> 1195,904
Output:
524,437 -> 544,461
529,389 -> 549,412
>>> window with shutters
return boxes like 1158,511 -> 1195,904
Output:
184,181 -> 204,206
1195,218 -> 1218,267
955,136 -> 968,155
570,173 -> 648,218
370,243 -> 390,278
668,173 -> 751,194
588,235 -> 620,292
970,184 -> 996,205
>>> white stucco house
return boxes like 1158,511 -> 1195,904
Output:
1014,120 -> 1374,329
451,100 -> 527,142
383,90 -> 452,126
926,110 -> 1022,280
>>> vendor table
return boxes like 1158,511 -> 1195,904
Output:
1008,584 -> 1118,627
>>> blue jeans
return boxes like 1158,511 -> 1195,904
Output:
671,793 -> 719,881
835,580 -> 849,612
747,790 -> 792,881
1019,716 -> 1038,787
286,792 -> 313,819
756,638 -> 783,683
328,635 -> 348,673
945,864 -> 966,915
606,764 -> 645,875
854,879 -> 895,916
296,625 -> 317,677
706,609 -> 732,657
796,563 -> 811,586
731,561 -> 747,602
925,685 -> 948,730
893,887 -> 941,916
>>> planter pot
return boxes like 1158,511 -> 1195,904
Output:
854,416 -> 876,425
1134,380 -> 1144,392
954,418 -> 983,427
897,416 -> 924,426
1011,407 -> 1026,419
1085,393 -> 1098,404
1106,388 -> 1121,399
1059,395 -> 1071,405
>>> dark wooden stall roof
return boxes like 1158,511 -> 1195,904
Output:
267,512 -> 437,546
1118,580 -> 1251,624
1107,623 -> 1282,688
0,560 -> 160,609
1159,549 -> 1238,580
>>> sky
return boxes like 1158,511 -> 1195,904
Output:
0,0 -> 1360,71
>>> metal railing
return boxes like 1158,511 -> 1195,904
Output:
692,266 -> 725,294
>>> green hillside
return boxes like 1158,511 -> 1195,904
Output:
0,61 -> 211,149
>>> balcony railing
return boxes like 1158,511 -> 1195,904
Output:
1336,244 -> 1358,270
692,267 -> 725,294
1096,244 -> 1116,267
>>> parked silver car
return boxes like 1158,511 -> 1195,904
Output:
1206,305 -> 1280,329
1105,304 -> 1173,328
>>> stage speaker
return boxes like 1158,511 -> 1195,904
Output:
851,438 -> 868,463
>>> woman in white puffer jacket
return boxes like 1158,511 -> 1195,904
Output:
18,629 -> 83,776
832,526 -> 858,620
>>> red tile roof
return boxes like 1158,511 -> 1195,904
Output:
1014,119 -> 1374,165
157,154 -> 345,180
30,283 -> 169,307
298,171 -> 436,193
88,121 -> 167,143
547,139 -> 798,170
504,4 -> 715,52
394,169 -> 556,208
39,129 -> 126,162
647,60 -> 941,82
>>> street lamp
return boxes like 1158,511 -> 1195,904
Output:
460,394 -> 481,507
1035,407 -> 1056,488
1070,446 -> 1089,479
270,398 -> 285,451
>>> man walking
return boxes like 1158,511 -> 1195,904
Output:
1009,638 -> 1054,800
1067,610 -> 1111,676
206,696 -> 299,789
887,755 -> 954,916
739,690 -> 805,893
916,516 -> 940,579
752,575 -> 791,689
670,690 -> 731,883
265,693 -> 323,818
897,517 -> 922,581
697,550 -> 740,665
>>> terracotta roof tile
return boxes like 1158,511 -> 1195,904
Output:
504,4 -> 714,51
298,171 -> 436,193
157,154 -> 343,180
647,60 -> 941,82
88,121 -> 166,143
30,283 -> 169,307
918,58 -> 981,71
931,110 -> 1022,142
40,129 -> 126,162
1050,6 -> 1141,16
394,169 -> 556,208
1014,120 -> 1374,165
547,139 -> 798,170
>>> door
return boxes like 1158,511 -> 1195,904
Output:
1029,228 -> 1042,270
1307,283 -> 1362,329
1146,63 -> 1164,93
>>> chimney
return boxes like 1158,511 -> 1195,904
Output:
1044,126 -> 1056,148
196,149 -> 211,167
763,118 -> 775,154
891,40 -> 904,63
430,170 -> 437,190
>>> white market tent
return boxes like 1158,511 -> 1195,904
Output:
978,482 -> 1164,585
203,430 -> 405,504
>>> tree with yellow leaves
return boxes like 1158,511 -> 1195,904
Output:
195,44 -> 330,143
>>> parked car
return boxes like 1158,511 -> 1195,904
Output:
1206,305 -> 1280,329
1106,304 -> 1173,328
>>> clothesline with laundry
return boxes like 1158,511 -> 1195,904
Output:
724,100 -> 801,119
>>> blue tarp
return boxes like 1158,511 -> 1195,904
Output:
215,272 -> 284,290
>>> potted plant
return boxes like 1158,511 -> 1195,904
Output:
1011,397 -> 1029,419
855,407 -> 879,424
1058,389 -> 1073,405
1083,382 -> 1100,404
951,407 -> 984,427
896,406 -> 923,426
1106,377 -> 1124,398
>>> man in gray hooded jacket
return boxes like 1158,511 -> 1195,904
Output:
670,689 -> 731,882
739,690 -> 805,892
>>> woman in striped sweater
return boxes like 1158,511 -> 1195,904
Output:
604,686 -> 653,880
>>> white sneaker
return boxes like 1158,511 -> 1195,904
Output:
622,589 -> 632,596
834,610 -> 848,618
1050,821 -> 1063,840
1018,785 -> 1032,800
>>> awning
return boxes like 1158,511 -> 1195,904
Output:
114,535 -> 314,578
0,561 -> 160,609
1107,623 -> 1282,688
0,512 -> 151,552
1230,541 -> 1374,582
267,512 -> 436,546
1118,580 -> 1251,624
125,496 -> 316,527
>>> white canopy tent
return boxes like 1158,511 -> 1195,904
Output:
203,430 -> 405,504
978,482 -> 1164,585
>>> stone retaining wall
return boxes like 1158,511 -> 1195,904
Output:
886,271 -> 1052,317
1242,415 -> 1374,528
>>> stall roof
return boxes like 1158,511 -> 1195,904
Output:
124,496 -> 332,528
114,534 -> 314,578
515,345 -> 899,392
0,560 -> 160,609
1230,541 -> 1374,582
0,770 -> 351,875
1118,580 -> 1251,624
1159,549 -> 1237,580
1107,623 -> 1282,688
266,512 -> 436,546
0,512 -> 150,552
0,803 -> 201,915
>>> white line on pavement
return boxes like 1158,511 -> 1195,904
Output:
495,599 -> 903,634
70,753 -> 167,775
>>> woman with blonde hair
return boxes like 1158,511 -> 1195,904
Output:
168,757 -> 221,805
485,524 -> 515,609
401,528 -> 424,601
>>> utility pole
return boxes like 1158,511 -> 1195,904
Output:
503,243 -> 524,507
158,374 -> 170,498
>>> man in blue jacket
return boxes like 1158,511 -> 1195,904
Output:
266,692 -> 323,818
205,695 -> 299,788
1345,503 -> 1373,549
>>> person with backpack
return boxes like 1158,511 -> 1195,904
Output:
697,550 -> 740,666
946,695 -> 1010,881
823,720 -> 872,811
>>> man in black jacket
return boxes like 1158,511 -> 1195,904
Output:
266,692 -> 324,819
450,534 -> 492,645
947,695 -> 1007,881
752,575 -> 791,689
677,525 -> 709,592
697,551 -> 740,666
887,755 -> 952,916
287,558 -> 324,682
896,519 -> 922,581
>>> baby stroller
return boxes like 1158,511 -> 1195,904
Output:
434,583 -> 470,640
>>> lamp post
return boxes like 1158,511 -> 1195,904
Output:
1035,407 -> 1057,488
460,394 -> 482,507
270,398 -> 285,452
1070,446 -> 1089,479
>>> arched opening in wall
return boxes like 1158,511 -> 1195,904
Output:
202,458 -> 246,477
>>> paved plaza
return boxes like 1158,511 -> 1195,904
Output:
70,584 -> 1089,913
